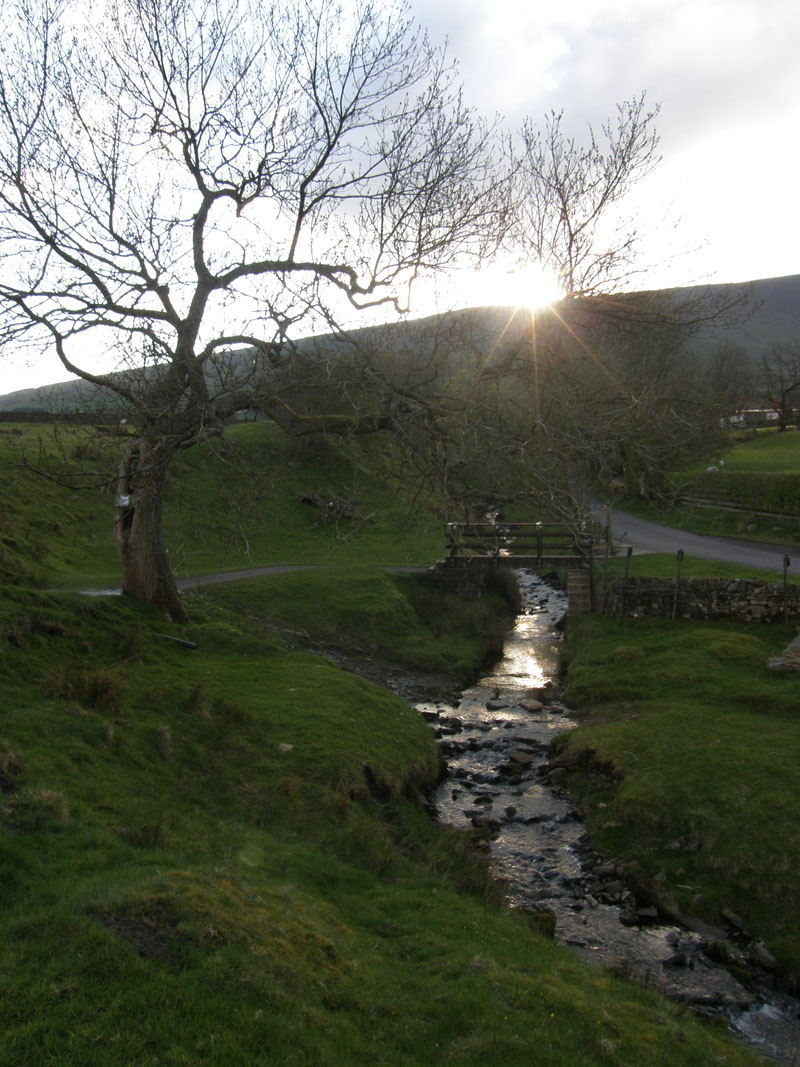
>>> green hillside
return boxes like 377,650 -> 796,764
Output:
0,420 -> 764,1066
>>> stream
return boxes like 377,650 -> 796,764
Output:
414,570 -> 800,1065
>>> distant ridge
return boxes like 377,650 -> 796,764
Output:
1,274 -> 798,411
677,273 -> 800,352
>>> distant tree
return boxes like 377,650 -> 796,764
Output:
0,0 -> 507,619
759,341 -> 800,431
554,308 -> 729,498
501,95 -> 752,505
360,299 -> 729,523
698,341 -> 757,417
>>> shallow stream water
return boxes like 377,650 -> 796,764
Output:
415,571 -> 799,1064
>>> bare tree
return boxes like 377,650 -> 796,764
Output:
0,0 -> 507,619
367,294 -> 737,525
698,340 -> 757,417
549,306 -> 729,498
760,341 -> 800,432
494,95 -> 753,509
512,94 -> 661,298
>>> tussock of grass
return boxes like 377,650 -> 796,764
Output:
43,661 -> 124,712
3,785 -> 70,831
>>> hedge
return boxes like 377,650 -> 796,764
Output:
680,470 -> 800,516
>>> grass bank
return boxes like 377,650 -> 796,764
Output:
0,582 -> 761,1066
0,421 -> 445,590
558,613 -> 800,984
0,421 -> 764,1064
600,551 -> 800,584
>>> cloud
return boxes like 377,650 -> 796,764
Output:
411,0 -> 800,139
409,0 -> 800,286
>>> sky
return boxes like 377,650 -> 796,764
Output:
3,0 -> 800,394
410,0 -> 800,303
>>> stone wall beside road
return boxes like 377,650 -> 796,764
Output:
604,576 -> 800,622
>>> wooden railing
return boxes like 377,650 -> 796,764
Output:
443,521 -> 593,566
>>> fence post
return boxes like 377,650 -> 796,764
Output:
618,545 -> 632,619
601,508 -> 611,613
672,549 -> 684,620
784,555 -> 791,623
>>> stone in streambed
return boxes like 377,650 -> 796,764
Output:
519,698 -> 544,712
750,940 -> 777,970
509,748 -> 534,767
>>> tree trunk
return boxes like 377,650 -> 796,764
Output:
114,437 -> 188,623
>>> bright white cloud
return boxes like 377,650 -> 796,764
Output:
410,0 -> 800,289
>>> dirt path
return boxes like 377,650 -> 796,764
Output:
82,563 -> 425,597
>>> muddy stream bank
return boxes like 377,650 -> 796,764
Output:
412,571 -> 799,1065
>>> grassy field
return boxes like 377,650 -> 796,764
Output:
0,421 -> 447,589
722,427 -> 800,472
613,426 -> 800,546
0,420 -> 765,1065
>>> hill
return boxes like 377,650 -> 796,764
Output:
2,274 -> 798,412
687,272 -> 800,353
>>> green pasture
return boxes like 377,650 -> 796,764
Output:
613,425 -> 800,546
723,426 -> 800,472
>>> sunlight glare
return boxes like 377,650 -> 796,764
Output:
459,262 -> 562,311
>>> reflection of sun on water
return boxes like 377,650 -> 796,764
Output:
483,615 -> 561,690
459,263 -> 562,311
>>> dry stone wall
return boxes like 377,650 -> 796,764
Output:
605,576 -> 800,622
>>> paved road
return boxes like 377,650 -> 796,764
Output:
595,505 -> 800,574
82,562 -> 425,597
176,564 -> 321,590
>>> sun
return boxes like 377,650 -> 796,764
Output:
457,262 -> 562,311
